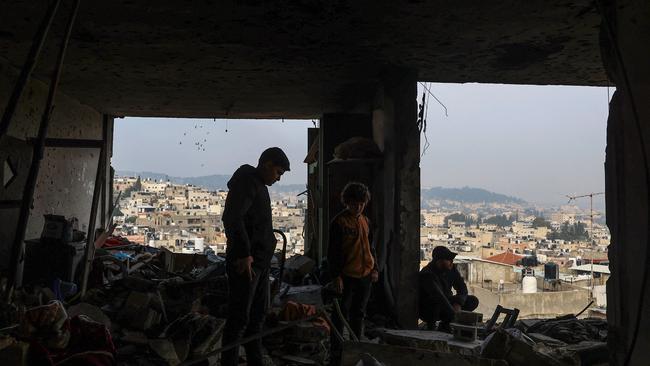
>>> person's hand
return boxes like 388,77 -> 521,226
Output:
371,270 -> 379,283
235,256 -> 254,280
334,277 -> 344,294
452,303 -> 461,313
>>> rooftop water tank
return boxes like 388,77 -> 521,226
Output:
522,268 -> 537,293
545,262 -> 559,280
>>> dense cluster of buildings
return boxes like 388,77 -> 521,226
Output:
114,176 -> 611,319
112,176 -> 306,256
421,199 -> 611,318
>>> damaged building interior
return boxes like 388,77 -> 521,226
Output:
0,0 -> 648,365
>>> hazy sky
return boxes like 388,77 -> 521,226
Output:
113,83 -> 611,206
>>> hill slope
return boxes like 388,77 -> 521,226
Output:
422,186 -> 526,204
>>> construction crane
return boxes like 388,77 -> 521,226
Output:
566,191 -> 605,300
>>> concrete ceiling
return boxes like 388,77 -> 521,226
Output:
0,0 -> 606,119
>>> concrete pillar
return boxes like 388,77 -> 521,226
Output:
602,0 -> 650,364
375,69 -> 420,328
317,113 -> 373,263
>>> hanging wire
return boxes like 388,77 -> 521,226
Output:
419,82 -> 448,117
420,83 -> 432,157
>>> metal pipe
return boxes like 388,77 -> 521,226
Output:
5,0 -> 81,302
0,0 -> 62,139
274,229 -> 288,283
80,114 -> 106,298
180,314 -> 320,366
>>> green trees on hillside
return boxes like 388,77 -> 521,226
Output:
547,222 -> 588,241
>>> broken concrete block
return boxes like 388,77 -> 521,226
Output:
118,291 -> 161,330
282,355 -> 317,365
455,311 -> 483,325
284,255 -> 316,283
381,329 -> 483,356
342,341 -> 507,366
0,339 -> 29,366
481,328 -> 561,366
278,285 -> 323,308
149,338 -> 182,366
67,302 -> 111,329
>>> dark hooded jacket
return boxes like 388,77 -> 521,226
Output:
419,260 -> 468,307
222,165 -> 276,269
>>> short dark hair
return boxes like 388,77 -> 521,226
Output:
341,182 -> 371,204
259,147 -> 290,171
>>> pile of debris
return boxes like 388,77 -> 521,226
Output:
0,233 -> 333,366
353,311 -> 609,366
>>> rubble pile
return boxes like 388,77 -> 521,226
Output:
365,315 -> 609,366
0,240 -> 333,366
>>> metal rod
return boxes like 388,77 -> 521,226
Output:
321,306 -> 345,343
80,114 -> 106,298
274,229 -> 288,283
180,314 -> 320,366
0,0 -> 62,139
100,117 -> 108,228
5,0 -> 81,302
333,298 -> 359,342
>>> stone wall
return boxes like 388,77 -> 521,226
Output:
471,286 -> 590,319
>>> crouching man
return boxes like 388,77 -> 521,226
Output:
418,246 -> 479,331
221,147 -> 290,366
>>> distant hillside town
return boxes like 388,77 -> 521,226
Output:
114,174 -> 611,318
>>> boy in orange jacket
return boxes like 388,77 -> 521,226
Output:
328,182 -> 379,363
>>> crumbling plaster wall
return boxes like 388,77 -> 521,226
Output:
603,0 -> 650,364
0,57 -> 104,272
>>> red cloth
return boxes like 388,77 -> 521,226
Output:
29,315 -> 116,366
103,236 -> 130,248
280,301 -> 330,333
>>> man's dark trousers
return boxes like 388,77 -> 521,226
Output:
421,293 -> 479,329
330,275 -> 372,365
221,265 -> 269,366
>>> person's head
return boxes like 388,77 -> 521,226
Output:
431,246 -> 456,271
257,147 -> 290,186
341,182 -> 371,216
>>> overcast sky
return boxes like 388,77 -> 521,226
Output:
113,83 -> 610,206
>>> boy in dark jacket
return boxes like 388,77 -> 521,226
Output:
221,147 -> 290,366
328,182 -> 379,362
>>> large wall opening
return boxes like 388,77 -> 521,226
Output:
416,82 -> 612,320
110,117 -> 314,258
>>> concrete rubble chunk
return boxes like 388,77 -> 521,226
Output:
380,329 -> 483,356
283,255 -> 316,283
149,338 -> 182,366
342,341 -> 507,366
67,302 -> 111,329
481,328 -> 562,366
276,285 -> 323,308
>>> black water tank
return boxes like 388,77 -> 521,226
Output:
521,256 -> 538,267
544,262 -> 559,280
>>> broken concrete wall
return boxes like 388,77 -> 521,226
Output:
374,69 -> 420,328
601,0 -> 650,364
0,57 -> 105,272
